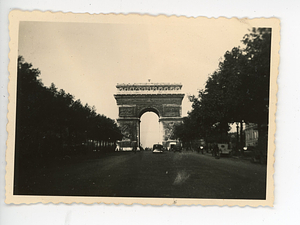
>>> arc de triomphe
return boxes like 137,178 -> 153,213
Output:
114,83 -> 185,149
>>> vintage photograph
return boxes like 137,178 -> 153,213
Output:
6,11 -> 279,205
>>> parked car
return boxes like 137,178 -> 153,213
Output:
152,144 -> 164,153
218,143 -> 232,156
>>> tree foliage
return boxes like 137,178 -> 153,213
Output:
172,28 -> 271,146
16,56 -> 122,159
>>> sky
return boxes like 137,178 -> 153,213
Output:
140,112 -> 160,148
18,19 -> 251,147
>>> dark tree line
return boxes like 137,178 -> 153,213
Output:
15,56 -> 122,161
172,28 -> 271,156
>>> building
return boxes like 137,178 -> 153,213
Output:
245,123 -> 259,147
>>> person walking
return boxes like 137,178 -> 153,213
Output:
132,141 -> 137,154
213,143 -> 220,159
197,145 -> 200,153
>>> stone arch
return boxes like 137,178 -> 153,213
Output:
138,106 -> 161,118
114,83 -> 184,150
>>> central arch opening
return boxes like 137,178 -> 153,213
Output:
140,112 -> 160,148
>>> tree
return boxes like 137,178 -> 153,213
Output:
181,28 -> 271,154
16,56 -> 123,159
241,28 -> 271,126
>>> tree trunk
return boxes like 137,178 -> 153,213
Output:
240,121 -> 244,156
257,123 -> 268,164
236,123 -> 239,154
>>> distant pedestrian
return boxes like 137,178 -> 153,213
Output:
213,144 -> 220,159
132,141 -> 137,154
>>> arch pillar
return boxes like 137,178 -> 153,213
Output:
117,117 -> 140,148
159,117 -> 183,144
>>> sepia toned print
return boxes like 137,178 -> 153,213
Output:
6,11 -> 279,206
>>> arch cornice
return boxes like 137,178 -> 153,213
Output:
138,106 -> 161,118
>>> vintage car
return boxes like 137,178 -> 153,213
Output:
218,143 -> 231,155
152,144 -> 164,153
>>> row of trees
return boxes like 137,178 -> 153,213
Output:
16,56 -> 122,160
172,28 -> 271,156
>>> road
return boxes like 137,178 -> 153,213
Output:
16,151 -> 267,199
